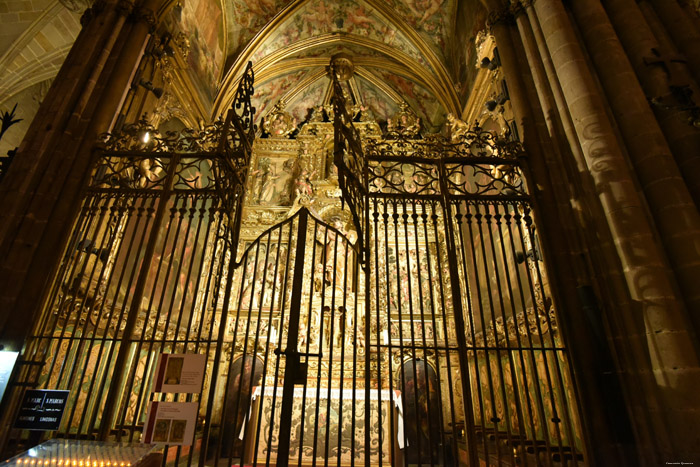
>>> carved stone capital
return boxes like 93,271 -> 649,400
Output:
130,5 -> 157,32
115,0 -> 134,16
510,1 -> 526,17
79,0 -> 105,26
486,6 -> 514,29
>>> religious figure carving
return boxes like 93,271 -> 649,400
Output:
387,102 -> 421,136
330,53 -> 354,81
259,166 -> 279,204
446,113 -> 469,142
294,168 -> 315,202
263,103 -> 296,137
310,105 -> 325,122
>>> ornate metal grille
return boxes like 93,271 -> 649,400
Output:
1,59 -> 584,467
0,63 -> 257,459
333,70 -> 585,465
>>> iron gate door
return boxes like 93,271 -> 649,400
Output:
213,207 -> 369,466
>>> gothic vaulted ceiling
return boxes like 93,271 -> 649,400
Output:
165,0 -> 487,132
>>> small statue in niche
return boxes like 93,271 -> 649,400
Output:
259,164 -> 280,205
295,168 -> 315,200
249,157 -> 271,204
357,104 -> 376,123
356,315 -> 366,355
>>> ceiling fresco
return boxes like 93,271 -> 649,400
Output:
252,69 -> 309,120
378,0 -> 456,52
165,0 -> 224,103
203,0 -> 489,133
285,76 -> 330,122
369,67 -> 445,130
452,2 -> 488,103
248,0 -> 429,69
223,0 -> 292,62
288,43 -> 389,61
355,75 -> 400,123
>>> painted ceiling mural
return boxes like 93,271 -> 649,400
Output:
197,0 -> 489,133
165,0 -> 224,103
252,69 -> 310,119
355,76 -> 400,124
369,67 -> 445,130
378,0 -> 456,52
285,76 -> 330,123
289,43 -> 388,61
223,0 -> 292,63
452,2 -> 488,103
249,0 -> 429,69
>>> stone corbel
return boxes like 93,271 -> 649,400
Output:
129,4 -> 158,32
115,0 -> 135,17
486,6 -> 514,29
79,0 -> 105,26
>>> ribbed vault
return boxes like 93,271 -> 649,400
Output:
209,0 -> 487,132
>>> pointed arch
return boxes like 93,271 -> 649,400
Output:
214,0 -> 460,120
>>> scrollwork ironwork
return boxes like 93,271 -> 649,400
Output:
98,117 -> 225,154
363,124 -> 528,200
368,160 -> 440,196
444,162 -> 526,197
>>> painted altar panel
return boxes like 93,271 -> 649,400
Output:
248,156 -> 296,206
245,387 -> 394,465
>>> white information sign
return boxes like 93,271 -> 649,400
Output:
142,401 -> 198,446
152,353 -> 205,393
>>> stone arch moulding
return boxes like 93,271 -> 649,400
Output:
212,0 -> 460,120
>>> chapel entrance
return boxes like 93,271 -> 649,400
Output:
205,206 -> 375,466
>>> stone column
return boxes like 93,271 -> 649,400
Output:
0,0 -> 163,350
530,0 -> 700,463
647,0 -> 700,85
603,0 -> 700,209
512,8 -> 642,464
567,0 -> 700,333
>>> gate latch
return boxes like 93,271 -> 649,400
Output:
274,348 -> 321,385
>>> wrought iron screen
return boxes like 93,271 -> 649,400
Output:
0,64 -> 258,460
333,69 -> 585,465
0,60 -> 585,467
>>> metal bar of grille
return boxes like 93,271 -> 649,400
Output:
276,209 -> 308,467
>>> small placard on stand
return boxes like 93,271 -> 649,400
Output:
14,389 -> 69,431
142,401 -> 198,446
153,354 -> 205,394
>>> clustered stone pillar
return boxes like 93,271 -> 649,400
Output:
0,0 -> 164,349
480,0 -> 700,464
568,0 -> 700,337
